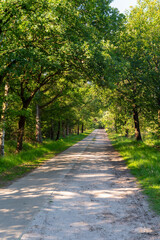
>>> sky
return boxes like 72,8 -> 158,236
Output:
110,0 -> 138,13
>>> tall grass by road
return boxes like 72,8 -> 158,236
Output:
109,133 -> 160,214
0,131 -> 92,187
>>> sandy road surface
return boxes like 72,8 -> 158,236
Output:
0,130 -> 160,240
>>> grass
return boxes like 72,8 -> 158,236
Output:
0,130 -> 92,187
108,132 -> 160,214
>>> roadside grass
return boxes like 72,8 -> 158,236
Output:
108,133 -> 160,214
0,130 -> 92,187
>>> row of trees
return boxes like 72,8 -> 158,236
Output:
101,0 -> 160,140
0,0 -> 123,155
1,0 -> 159,157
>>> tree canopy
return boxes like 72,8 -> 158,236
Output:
0,0 -> 160,155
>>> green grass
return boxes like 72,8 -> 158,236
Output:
108,133 -> 160,214
0,130 -> 92,186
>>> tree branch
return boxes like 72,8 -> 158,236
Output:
40,89 -> 64,109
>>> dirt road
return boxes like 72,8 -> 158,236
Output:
0,130 -> 160,239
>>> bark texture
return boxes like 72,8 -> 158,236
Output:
0,83 -> 9,156
16,115 -> 26,152
81,123 -> 84,133
56,120 -> 61,141
36,104 -> 42,143
16,100 -> 32,152
133,105 -> 142,141
62,121 -> 66,138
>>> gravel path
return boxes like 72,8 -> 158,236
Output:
1,129 -> 160,239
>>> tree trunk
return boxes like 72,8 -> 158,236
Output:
69,126 -> 72,135
67,125 -> 70,135
124,120 -> 129,137
125,129 -> 129,138
157,96 -> 160,134
81,123 -> 84,133
133,105 -> 142,141
0,83 -> 9,156
158,110 -> 160,133
77,121 -> 79,135
62,121 -> 66,138
56,120 -> 61,141
16,99 -> 32,152
16,115 -> 26,152
50,120 -> 54,140
65,121 -> 68,136
114,118 -> 118,133
36,104 -> 42,143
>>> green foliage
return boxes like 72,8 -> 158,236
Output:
99,0 -> 160,140
1,0 -> 159,154
0,0 -> 124,151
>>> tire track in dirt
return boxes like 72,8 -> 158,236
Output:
21,129 -> 160,240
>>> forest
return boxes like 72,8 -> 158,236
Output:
0,0 -> 160,185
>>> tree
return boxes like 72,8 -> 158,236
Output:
0,0 -> 125,152
106,0 -> 160,140
0,0 -> 91,151
0,83 -> 9,155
